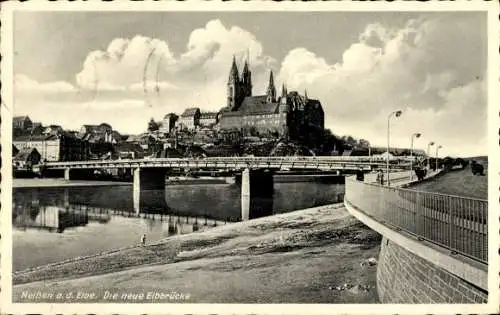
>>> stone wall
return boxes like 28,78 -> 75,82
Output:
377,236 -> 488,303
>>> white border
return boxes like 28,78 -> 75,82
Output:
1,1 -> 499,314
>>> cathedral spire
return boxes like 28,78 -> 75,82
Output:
229,55 -> 239,82
304,89 -> 308,101
242,59 -> 252,97
266,70 -> 276,103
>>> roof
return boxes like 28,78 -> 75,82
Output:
181,108 -> 200,117
115,142 -> 144,153
13,134 -> 59,142
14,148 -> 40,161
163,113 -> 177,119
224,96 -> 280,117
200,112 -> 217,119
13,116 -> 30,122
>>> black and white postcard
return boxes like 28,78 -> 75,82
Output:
1,1 -> 499,314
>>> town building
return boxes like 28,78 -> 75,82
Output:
43,125 -> 64,136
77,123 -> 121,158
13,134 -> 89,162
13,116 -> 33,130
113,142 -> 145,160
79,123 -> 119,143
159,113 -> 178,135
13,148 -> 41,170
178,108 -> 201,130
199,112 -> 218,127
218,57 -> 324,142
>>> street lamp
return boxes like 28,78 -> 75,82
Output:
410,132 -> 421,180
426,141 -> 435,170
435,145 -> 443,171
387,110 -> 402,186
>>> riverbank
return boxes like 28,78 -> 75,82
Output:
13,203 -> 382,303
13,178 -> 131,188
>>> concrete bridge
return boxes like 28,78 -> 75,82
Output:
344,173 -> 489,303
39,156 -> 409,220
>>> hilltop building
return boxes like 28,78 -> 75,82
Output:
199,112 -> 218,127
178,108 -> 201,130
218,56 -> 324,142
159,113 -> 178,135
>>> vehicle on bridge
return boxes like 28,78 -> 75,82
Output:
471,160 -> 485,176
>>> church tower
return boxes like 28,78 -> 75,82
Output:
227,55 -> 240,110
242,60 -> 252,97
266,70 -> 276,103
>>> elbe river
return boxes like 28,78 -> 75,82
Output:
12,181 -> 344,271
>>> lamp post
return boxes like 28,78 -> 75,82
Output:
435,145 -> 443,171
410,132 -> 421,180
426,141 -> 435,170
386,110 -> 402,186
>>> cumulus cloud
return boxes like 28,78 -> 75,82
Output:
14,15 -> 487,156
14,74 -> 77,93
278,15 -> 486,156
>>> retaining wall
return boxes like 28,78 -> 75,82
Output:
377,236 -> 488,303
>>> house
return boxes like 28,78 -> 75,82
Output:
199,112 -> 218,127
13,148 -> 41,170
12,144 -> 19,156
13,116 -> 33,130
113,142 -> 145,160
13,133 -> 89,162
43,125 -> 64,136
178,108 -> 201,130
159,113 -> 178,135
30,122 -> 43,135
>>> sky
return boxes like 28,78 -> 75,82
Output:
13,11 -> 488,157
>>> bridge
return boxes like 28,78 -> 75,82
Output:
41,156 -> 409,172
39,156 -> 410,220
344,172 -> 488,303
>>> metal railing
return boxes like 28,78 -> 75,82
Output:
345,178 -> 488,264
41,156 -> 411,170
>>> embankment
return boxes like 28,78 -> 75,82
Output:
14,204 -> 382,303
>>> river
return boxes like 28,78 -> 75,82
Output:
12,181 -> 345,271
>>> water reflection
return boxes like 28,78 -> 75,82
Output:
12,182 -> 344,270
13,202 -> 226,236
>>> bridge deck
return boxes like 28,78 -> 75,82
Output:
41,156 -> 411,171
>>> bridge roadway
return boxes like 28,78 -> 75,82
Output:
41,156 -> 409,172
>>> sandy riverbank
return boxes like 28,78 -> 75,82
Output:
13,204 -> 382,303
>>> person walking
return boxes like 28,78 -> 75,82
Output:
140,233 -> 146,246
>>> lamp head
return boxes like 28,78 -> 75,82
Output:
395,110 -> 402,117
429,141 -> 435,146
414,133 -> 421,138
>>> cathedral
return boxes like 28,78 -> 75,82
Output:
218,56 -> 325,143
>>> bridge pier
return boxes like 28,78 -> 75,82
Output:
241,168 -> 274,221
133,167 -> 168,214
64,168 -> 70,180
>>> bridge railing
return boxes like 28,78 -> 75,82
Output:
41,156 -> 411,168
345,178 -> 488,264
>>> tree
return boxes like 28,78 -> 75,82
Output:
358,139 -> 370,148
147,118 -> 159,132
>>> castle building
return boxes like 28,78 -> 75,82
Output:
218,56 -> 324,142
